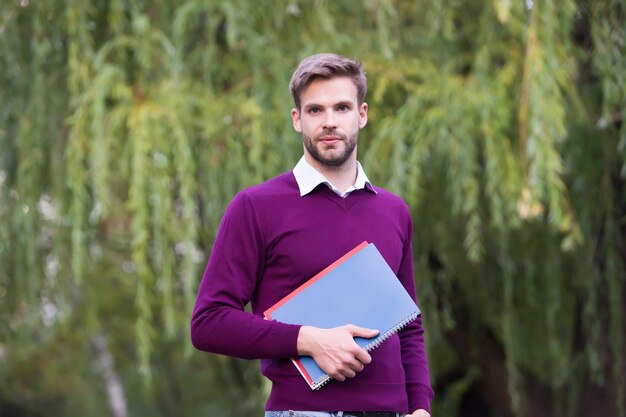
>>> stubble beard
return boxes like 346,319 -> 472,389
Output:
301,130 -> 358,169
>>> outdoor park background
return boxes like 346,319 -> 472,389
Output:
1,1 -> 624,416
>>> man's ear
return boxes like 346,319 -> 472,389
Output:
358,102 -> 368,129
291,108 -> 302,133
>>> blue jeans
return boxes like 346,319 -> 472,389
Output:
265,413 -> 402,417
265,413 -> 344,417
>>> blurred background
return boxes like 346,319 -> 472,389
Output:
0,1 -> 624,416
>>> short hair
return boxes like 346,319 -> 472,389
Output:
289,53 -> 367,110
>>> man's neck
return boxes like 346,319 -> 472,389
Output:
304,154 -> 358,193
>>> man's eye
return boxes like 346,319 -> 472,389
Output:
309,108 -> 320,114
338,105 -> 349,111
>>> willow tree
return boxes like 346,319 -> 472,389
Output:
0,1 -> 624,416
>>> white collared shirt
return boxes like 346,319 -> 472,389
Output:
292,156 -> 377,198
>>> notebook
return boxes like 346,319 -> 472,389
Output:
263,241 -> 421,390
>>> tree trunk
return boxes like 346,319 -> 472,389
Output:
92,334 -> 128,417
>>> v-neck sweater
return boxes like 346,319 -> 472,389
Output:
191,172 -> 433,413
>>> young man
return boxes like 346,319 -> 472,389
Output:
191,53 -> 433,417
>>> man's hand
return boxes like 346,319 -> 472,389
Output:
297,324 -> 379,381
405,410 -> 430,417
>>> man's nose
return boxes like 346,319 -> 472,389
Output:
322,111 -> 338,129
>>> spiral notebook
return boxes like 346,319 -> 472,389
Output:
263,241 -> 421,390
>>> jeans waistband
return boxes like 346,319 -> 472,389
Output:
264,412 -> 402,417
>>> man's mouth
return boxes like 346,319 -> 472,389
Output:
319,136 -> 341,145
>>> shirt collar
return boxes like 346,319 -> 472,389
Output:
292,156 -> 377,197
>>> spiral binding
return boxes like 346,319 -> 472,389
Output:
312,374 -> 332,390
363,311 -> 420,351
310,310 -> 420,390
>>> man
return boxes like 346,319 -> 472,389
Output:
191,53 -> 433,417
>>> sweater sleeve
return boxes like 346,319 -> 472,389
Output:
190,191 -> 301,359
397,210 -> 435,413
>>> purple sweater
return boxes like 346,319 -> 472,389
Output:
191,172 -> 433,413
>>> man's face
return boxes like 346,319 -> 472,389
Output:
291,76 -> 368,170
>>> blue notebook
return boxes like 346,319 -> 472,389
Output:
263,241 -> 421,390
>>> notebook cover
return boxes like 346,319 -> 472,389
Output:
263,241 -> 421,390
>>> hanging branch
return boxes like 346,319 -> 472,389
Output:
92,333 -> 129,417
517,3 -> 544,221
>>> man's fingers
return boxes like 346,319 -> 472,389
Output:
328,352 -> 366,381
354,348 -> 372,365
331,371 -> 346,381
330,365 -> 358,381
348,325 -> 379,339
344,325 -> 376,365
345,354 -> 365,372
350,359 -> 365,372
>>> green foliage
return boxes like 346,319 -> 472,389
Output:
1,1 -> 624,416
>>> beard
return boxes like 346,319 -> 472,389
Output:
301,129 -> 358,168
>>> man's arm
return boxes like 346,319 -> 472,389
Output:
191,191 -> 301,359
397,208 -> 434,413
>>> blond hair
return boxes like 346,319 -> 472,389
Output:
289,53 -> 367,110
